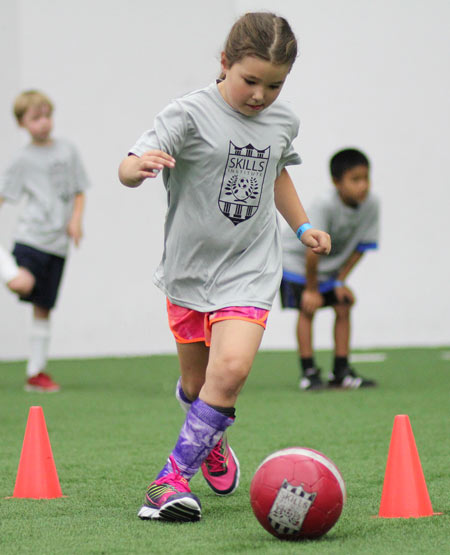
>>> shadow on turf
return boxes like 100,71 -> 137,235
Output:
246,529 -> 346,545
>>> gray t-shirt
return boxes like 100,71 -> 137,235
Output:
130,82 -> 301,311
282,190 -> 380,283
0,138 -> 91,257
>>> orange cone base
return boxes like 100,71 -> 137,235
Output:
12,406 -> 63,499
377,513 -> 442,519
5,495 -> 68,500
378,415 -> 437,519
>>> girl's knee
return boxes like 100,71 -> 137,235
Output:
224,352 -> 253,375
210,354 -> 252,392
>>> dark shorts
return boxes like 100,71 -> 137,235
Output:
13,243 -> 66,309
279,278 -> 339,310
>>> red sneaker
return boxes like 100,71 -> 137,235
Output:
25,372 -> 60,392
201,434 -> 240,496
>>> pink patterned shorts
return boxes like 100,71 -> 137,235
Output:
167,299 -> 269,347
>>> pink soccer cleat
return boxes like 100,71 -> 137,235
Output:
201,434 -> 240,496
138,456 -> 201,522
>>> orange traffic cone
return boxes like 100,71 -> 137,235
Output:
378,414 -> 436,518
13,406 -> 63,499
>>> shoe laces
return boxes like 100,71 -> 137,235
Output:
154,456 -> 190,492
204,439 -> 226,473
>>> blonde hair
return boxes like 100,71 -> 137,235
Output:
220,12 -> 298,79
13,90 -> 54,124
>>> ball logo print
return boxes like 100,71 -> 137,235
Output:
227,175 -> 259,202
267,479 -> 317,535
250,447 -> 346,540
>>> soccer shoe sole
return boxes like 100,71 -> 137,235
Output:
138,496 -> 201,522
202,445 -> 241,496
24,384 -> 60,392
328,376 -> 377,389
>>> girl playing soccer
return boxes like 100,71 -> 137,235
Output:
119,12 -> 331,522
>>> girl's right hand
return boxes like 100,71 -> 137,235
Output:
119,150 -> 176,187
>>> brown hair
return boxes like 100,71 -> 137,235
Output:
220,12 -> 298,78
13,90 -> 54,124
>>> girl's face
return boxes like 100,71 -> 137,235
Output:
20,104 -> 53,144
218,54 -> 291,117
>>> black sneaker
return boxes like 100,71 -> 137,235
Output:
328,366 -> 377,389
300,367 -> 324,391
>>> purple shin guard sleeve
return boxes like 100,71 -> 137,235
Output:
158,398 -> 234,480
175,378 -> 192,414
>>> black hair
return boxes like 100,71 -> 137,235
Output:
329,148 -> 370,181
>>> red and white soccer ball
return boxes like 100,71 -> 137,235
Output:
250,447 -> 346,540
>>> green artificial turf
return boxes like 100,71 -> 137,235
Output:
0,347 -> 449,554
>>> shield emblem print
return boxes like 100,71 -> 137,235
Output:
267,479 -> 317,535
218,142 -> 270,225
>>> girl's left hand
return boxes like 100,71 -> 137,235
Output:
301,229 -> 331,255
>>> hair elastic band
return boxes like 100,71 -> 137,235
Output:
296,222 -> 312,240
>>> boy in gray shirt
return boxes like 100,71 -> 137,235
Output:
281,148 -> 379,390
0,90 -> 90,392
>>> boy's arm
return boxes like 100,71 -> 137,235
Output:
67,192 -> 85,247
334,251 -> 364,305
305,249 -> 320,291
301,248 -> 323,313
337,251 -> 364,282
274,169 -> 330,255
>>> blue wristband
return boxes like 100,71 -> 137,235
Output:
334,280 -> 344,287
296,222 -> 312,240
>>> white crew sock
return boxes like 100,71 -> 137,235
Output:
26,317 -> 51,378
175,377 -> 192,414
0,244 -> 19,284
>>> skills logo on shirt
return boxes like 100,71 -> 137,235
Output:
218,142 -> 270,225
50,160 -> 72,202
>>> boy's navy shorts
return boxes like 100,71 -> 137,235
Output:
13,243 -> 66,309
279,277 -> 339,310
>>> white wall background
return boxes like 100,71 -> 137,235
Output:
1,0 -> 449,360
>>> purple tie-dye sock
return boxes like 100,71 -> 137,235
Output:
157,398 -> 234,480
